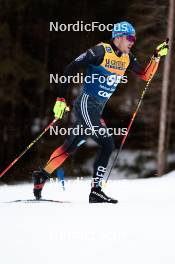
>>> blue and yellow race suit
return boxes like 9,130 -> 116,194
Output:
45,41 -> 159,186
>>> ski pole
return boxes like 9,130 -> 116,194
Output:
105,70 -> 154,183
105,38 -> 169,183
0,118 -> 58,178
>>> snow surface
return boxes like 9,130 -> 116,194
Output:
1,171 -> 175,264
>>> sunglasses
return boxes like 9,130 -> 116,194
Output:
125,35 -> 136,43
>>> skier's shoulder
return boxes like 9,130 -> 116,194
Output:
88,40 -> 118,58
127,51 -> 143,73
88,42 -> 105,58
128,51 -> 140,68
129,51 -> 138,62
96,41 -> 115,54
81,43 -> 105,65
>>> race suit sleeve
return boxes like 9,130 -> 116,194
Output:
58,45 -> 105,99
128,53 -> 160,81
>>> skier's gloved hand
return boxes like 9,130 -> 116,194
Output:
53,98 -> 69,119
154,39 -> 169,58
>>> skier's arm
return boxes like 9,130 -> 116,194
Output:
59,45 -> 105,98
128,40 -> 169,81
128,53 -> 160,81
53,45 -> 105,119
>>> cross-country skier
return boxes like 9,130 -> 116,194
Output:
32,21 -> 168,203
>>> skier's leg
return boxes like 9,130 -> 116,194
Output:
92,134 -> 115,188
89,133 -> 117,203
33,121 -> 86,199
80,96 -> 117,202
44,134 -> 86,174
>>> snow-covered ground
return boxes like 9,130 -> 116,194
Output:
1,171 -> 175,264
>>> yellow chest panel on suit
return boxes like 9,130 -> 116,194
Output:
100,42 -> 130,75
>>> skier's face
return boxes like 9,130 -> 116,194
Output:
117,35 -> 136,54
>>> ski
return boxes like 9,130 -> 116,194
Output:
3,199 -> 70,204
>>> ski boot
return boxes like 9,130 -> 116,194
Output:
32,168 -> 49,200
89,187 -> 118,204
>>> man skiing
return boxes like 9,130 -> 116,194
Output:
32,21 -> 168,203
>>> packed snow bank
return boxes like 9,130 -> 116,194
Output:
0,171 -> 175,264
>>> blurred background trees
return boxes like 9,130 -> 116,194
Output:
158,0 -> 174,176
0,0 -> 175,183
